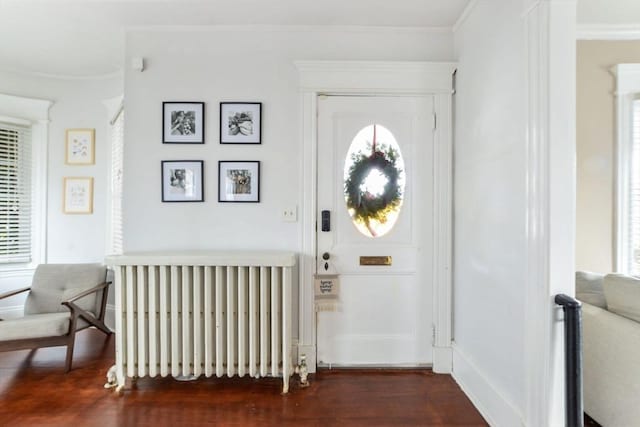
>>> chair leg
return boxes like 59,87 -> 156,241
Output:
65,333 -> 76,373
92,319 -> 112,336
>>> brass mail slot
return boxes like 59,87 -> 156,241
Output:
359,256 -> 392,266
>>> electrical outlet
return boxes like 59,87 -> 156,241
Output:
282,206 -> 297,222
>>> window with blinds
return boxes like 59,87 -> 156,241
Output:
628,99 -> 640,275
0,121 -> 32,264
109,111 -> 124,254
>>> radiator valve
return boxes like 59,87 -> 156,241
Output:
104,365 -> 118,389
295,354 -> 310,388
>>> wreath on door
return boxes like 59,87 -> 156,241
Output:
344,125 -> 403,235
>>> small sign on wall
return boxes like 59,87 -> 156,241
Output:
314,274 -> 340,312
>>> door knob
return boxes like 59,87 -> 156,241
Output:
322,252 -> 330,260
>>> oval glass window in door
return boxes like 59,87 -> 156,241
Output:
344,124 -> 405,238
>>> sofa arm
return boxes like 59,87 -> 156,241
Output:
582,303 -> 640,426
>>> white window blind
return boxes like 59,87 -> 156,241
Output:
0,121 -> 32,264
109,111 -> 124,255
627,99 -> 640,275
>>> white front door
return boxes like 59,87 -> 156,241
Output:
316,95 -> 434,366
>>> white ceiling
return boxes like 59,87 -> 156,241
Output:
0,0 -> 470,78
1,0 -> 640,79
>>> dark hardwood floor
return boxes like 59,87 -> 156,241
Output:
0,329 -> 489,426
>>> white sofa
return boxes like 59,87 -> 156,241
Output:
576,271 -> 640,427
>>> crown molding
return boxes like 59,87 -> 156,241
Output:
577,24 -> 640,40
452,0 -> 478,34
126,24 -> 452,34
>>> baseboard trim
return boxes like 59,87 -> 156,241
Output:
452,343 -> 524,427
433,346 -> 453,373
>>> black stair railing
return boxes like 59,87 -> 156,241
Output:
554,294 -> 584,427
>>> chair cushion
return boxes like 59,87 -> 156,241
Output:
603,274 -> 640,323
24,264 -> 107,316
0,313 -> 70,340
575,271 -> 607,309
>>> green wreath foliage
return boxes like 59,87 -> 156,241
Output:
344,144 -> 403,228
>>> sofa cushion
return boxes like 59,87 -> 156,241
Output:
603,273 -> 640,323
0,312 -> 70,340
575,271 -> 607,309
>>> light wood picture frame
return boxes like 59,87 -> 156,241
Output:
65,128 -> 95,165
63,177 -> 94,214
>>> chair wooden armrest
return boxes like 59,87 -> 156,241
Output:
0,286 -> 31,301
62,281 -> 111,304
61,281 -> 112,336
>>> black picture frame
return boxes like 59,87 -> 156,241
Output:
161,160 -> 204,202
219,102 -> 262,144
162,102 -> 205,144
218,161 -> 260,203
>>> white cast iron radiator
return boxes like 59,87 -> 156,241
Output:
105,252 -> 296,393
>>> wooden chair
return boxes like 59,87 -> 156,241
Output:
0,264 -> 112,372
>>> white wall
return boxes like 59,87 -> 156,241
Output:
453,1 -> 576,425
453,1 -> 527,422
576,41 -> 640,273
123,27 -> 453,252
0,70 -> 122,314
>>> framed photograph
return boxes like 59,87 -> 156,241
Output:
220,102 -> 262,144
161,160 -> 204,202
63,177 -> 94,214
163,102 -> 205,144
218,161 -> 260,203
65,129 -> 95,165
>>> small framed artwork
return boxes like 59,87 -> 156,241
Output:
220,102 -> 262,144
65,129 -> 95,165
161,160 -> 204,202
163,102 -> 205,144
218,161 -> 260,203
63,177 -> 94,214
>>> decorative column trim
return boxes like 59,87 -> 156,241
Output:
432,92 -> 453,373
297,90 -> 318,371
523,1 -> 577,426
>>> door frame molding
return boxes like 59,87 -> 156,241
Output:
295,61 -> 456,373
